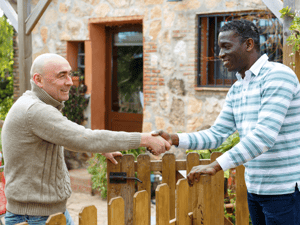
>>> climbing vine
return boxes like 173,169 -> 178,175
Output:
0,15 -> 14,120
280,6 -> 300,64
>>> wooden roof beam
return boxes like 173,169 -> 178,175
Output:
25,0 -> 52,35
261,0 -> 284,24
0,0 -> 18,31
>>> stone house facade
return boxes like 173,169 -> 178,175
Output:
11,0 -> 281,160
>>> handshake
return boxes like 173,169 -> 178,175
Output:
140,130 -> 178,156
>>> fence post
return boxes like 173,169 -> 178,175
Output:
235,165 -> 249,225
162,153 -> 176,220
186,152 -> 200,213
79,205 -> 97,225
45,213 -> 66,225
195,175 -> 212,225
136,154 -> 151,224
107,154 -> 135,225
211,152 -> 224,224
176,178 -> 192,225
133,190 -> 149,225
108,196 -> 125,225
156,183 -> 170,225
189,156 -> 210,224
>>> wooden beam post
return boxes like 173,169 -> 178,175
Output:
18,0 -> 32,95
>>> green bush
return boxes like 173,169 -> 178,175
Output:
87,147 -> 146,199
62,85 -> 89,124
0,16 -> 14,120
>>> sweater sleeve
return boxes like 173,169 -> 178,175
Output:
26,103 -> 141,153
217,67 -> 299,171
177,89 -> 237,150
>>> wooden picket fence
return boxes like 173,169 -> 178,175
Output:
107,152 -> 249,225
15,152 -> 249,225
15,205 -> 97,225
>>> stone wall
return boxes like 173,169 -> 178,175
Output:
21,0 -> 267,159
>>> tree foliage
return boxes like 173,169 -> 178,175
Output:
0,16 -> 14,120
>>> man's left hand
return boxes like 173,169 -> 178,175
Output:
102,152 -> 123,165
187,161 -> 222,187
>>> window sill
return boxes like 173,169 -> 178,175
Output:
195,87 -> 230,92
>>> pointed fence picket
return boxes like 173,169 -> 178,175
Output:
107,152 -> 249,225
15,152 -> 248,225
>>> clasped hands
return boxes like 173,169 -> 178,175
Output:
103,130 -> 222,186
149,130 -> 222,187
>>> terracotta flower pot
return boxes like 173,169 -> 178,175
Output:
72,76 -> 80,87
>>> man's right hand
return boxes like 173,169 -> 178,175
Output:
140,133 -> 171,155
151,130 -> 179,146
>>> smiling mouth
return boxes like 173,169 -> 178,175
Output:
222,59 -> 230,67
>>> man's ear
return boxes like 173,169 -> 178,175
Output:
246,38 -> 255,52
33,73 -> 43,88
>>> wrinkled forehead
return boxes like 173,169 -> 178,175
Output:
43,57 -> 71,73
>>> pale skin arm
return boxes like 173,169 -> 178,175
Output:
103,133 -> 171,165
151,130 -> 223,186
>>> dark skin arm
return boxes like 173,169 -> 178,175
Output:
151,130 -> 223,187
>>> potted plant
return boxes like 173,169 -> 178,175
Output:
71,69 -> 84,87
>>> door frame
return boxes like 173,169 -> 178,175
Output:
88,16 -> 143,130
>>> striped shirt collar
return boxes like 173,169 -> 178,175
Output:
236,54 -> 269,80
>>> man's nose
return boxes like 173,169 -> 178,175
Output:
66,75 -> 73,86
219,49 -> 225,58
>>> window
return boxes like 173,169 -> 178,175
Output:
77,42 -> 85,76
197,12 -> 283,87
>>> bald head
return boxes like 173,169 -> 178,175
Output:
30,53 -> 69,79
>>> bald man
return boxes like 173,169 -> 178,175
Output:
1,53 -> 170,225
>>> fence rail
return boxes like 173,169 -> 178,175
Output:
107,152 -> 249,225
14,152 -> 249,225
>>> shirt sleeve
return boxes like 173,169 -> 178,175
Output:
217,66 -> 299,171
178,88 -> 237,150
26,103 -> 141,153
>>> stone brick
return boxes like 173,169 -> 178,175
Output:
174,0 -> 202,11
60,32 -> 71,41
187,117 -> 204,132
169,97 -> 185,127
59,3 -> 69,13
205,0 -> 223,8
225,1 -> 236,8
151,5 -> 162,19
107,0 -> 131,8
155,117 -> 165,130
187,98 -> 203,115
144,0 -> 164,5
166,126 -> 173,134
40,26 -> 48,44
94,3 -> 111,17
44,9 -> 58,25
82,0 -> 101,5
168,78 -> 186,96
149,20 -> 161,41
164,9 -> 175,28
143,122 -> 153,133
66,20 -> 82,36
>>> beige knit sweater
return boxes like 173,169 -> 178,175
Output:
2,80 -> 141,216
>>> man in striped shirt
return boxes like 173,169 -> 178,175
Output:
155,20 -> 300,224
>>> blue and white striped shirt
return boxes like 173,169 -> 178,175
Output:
178,54 -> 300,195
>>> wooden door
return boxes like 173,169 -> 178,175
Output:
106,25 -> 143,132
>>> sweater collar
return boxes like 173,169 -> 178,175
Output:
30,79 -> 64,110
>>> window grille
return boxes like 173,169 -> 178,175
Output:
197,12 -> 283,87
77,42 -> 85,75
